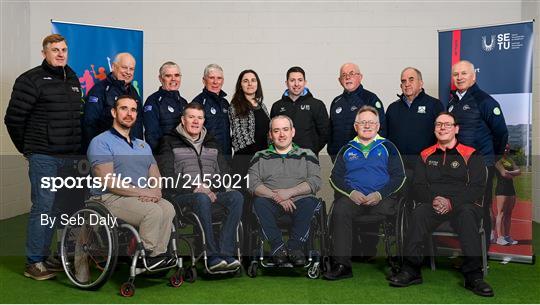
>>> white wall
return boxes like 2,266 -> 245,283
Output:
0,0 -> 31,219
1,1 -> 537,219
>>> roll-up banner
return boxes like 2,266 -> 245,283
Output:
51,20 -> 144,98
439,21 -> 534,263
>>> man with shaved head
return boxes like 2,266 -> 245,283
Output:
447,60 -> 508,245
327,63 -> 385,161
82,52 -> 143,151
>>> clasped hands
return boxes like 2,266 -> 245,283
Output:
432,196 -> 452,215
139,187 -> 162,203
350,190 -> 381,206
272,189 -> 296,213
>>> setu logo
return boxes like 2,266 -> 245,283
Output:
481,35 -> 495,52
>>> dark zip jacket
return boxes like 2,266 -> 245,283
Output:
386,89 -> 444,169
414,142 -> 487,208
82,72 -> 143,153
143,87 -> 188,152
448,83 -> 508,166
191,88 -> 231,156
327,85 -> 385,159
270,89 -> 329,155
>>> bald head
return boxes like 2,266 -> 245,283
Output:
112,52 -> 136,84
339,62 -> 363,92
451,60 -> 476,93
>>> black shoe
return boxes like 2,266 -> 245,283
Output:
272,248 -> 288,265
388,270 -> 423,287
323,264 -> 352,280
288,249 -> 306,266
138,256 -> 165,269
465,279 -> 494,297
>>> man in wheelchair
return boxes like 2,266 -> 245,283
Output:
87,95 -> 176,269
324,106 -> 406,280
248,115 -> 322,266
156,103 -> 243,271
388,112 -> 494,297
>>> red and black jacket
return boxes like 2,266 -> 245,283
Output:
412,142 -> 487,208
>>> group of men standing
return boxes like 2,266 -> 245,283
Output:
5,34 -> 508,298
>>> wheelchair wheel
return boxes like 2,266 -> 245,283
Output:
185,266 -> 197,283
247,261 -> 258,278
61,204 -> 118,290
169,269 -> 184,287
120,281 -> 135,297
307,262 -> 321,279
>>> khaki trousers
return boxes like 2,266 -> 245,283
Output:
94,194 -> 175,256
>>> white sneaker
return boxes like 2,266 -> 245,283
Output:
496,236 -> 509,246
505,236 -> 518,245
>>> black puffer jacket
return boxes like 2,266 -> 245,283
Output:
4,60 -> 82,155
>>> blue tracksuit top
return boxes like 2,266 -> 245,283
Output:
330,135 -> 405,199
447,83 -> 508,166
143,87 -> 188,152
327,85 -> 385,158
191,88 -> 231,156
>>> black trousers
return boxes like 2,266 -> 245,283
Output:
484,166 -> 495,245
402,202 -> 484,281
331,196 -> 396,267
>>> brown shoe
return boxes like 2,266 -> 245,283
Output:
24,262 -> 56,280
44,256 -> 64,272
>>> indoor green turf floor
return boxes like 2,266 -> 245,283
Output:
0,214 -> 537,304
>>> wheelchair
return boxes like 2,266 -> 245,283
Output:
60,199 -> 184,297
326,194 -> 409,277
245,197 -> 328,279
173,201 -> 243,279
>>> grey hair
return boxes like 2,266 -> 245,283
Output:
203,63 -> 223,78
113,52 -> 135,64
401,66 -> 423,81
356,105 -> 379,121
270,115 -> 294,129
453,60 -> 476,74
159,61 -> 180,77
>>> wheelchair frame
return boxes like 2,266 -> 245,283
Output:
325,195 -> 408,276
245,197 -> 329,279
60,200 -> 184,297
174,204 -> 244,279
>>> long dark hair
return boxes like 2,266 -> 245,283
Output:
230,69 -> 263,117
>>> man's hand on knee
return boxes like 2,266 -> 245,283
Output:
278,199 -> 296,213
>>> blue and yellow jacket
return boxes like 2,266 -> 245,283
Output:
330,135 -> 405,199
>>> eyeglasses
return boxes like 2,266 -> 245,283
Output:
435,122 -> 456,129
355,120 -> 378,127
340,72 -> 360,79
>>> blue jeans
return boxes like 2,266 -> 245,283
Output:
253,196 -> 320,254
26,154 -> 66,264
174,191 -> 243,257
